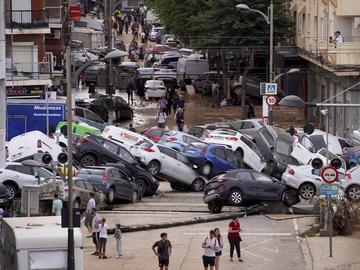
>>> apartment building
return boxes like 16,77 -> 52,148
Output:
291,0 -> 360,137
5,0 -> 52,97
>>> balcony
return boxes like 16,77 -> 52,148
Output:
6,10 -> 49,29
6,62 -> 50,81
45,6 -> 63,24
336,0 -> 360,16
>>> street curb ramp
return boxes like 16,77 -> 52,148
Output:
107,204 -> 268,234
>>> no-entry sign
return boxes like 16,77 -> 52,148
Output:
321,166 -> 338,184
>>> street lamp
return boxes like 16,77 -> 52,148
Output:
274,68 -> 300,82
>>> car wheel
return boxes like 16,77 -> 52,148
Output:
282,190 -> 299,207
147,160 -> 161,175
170,183 -> 180,191
200,162 -> 212,176
346,185 -> 360,201
235,149 -> 244,160
191,178 -> 205,192
135,179 -> 147,195
228,188 -> 243,206
208,200 -> 223,214
80,154 -> 97,167
298,183 -> 316,200
107,187 -> 115,204
73,199 -> 80,209
5,184 -> 17,200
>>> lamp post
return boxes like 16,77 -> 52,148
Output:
273,68 -> 300,82
236,1 -> 274,123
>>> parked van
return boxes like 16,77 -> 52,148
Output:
0,216 -> 83,270
8,131 -> 65,163
176,58 -> 209,85
101,125 -> 151,151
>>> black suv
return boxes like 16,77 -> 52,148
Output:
73,134 -> 159,196
77,166 -> 141,204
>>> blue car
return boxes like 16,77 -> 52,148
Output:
342,147 -> 360,168
183,142 -> 240,177
159,131 -> 203,152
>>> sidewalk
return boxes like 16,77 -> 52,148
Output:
305,235 -> 360,270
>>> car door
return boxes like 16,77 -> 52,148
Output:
210,148 -> 230,171
182,135 -> 201,149
101,139 -> 122,163
74,179 -> 87,209
157,146 -> 178,176
14,165 -> 37,186
111,169 -> 132,200
239,136 -> 263,171
251,172 -> 281,201
291,135 -> 315,164
235,171 -> 257,197
174,152 -> 196,184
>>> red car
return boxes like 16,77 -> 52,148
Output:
142,127 -> 166,143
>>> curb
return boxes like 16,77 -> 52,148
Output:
106,204 -> 268,234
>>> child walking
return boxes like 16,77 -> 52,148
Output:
114,223 -> 122,258
99,218 -> 108,259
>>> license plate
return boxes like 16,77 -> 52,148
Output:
207,189 -> 215,195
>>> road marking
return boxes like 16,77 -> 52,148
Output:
242,249 -> 273,262
259,246 -> 279,253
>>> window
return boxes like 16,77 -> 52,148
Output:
189,127 -> 204,137
308,135 -> 326,152
252,172 -> 272,182
236,171 -> 252,179
212,148 -> 226,160
300,136 -> 315,152
260,129 -> 275,148
242,121 -> 254,129
75,108 -> 85,118
29,250 -> 67,270
224,150 -> 238,166
150,129 -> 163,137
353,17 -> 360,29
5,165 -> 17,171
117,170 -> 128,180
183,135 -> 200,145
135,140 -> 154,148
119,148 -> 137,164
158,146 -> 177,159
275,140 -> 292,156
84,181 -> 94,191
85,110 -> 103,123
38,168 -> 53,178
75,180 -> 86,189
240,136 -> 262,157
102,140 -> 119,154
15,165 -> 33,175
110,169 -> 121,179
176,152 -> 190,165
232,122 -> 243,130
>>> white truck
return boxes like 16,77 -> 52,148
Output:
0,216 -> 83,270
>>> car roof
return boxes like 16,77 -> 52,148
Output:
81,166 -> 114,170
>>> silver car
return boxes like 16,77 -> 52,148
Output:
132,141 -> 207,191
232,119 -> 264,137
340,166 -> 360,201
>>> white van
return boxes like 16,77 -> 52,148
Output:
0,216 -> 83,270
101,125 -> 151,151
176,58 -> 209,83
8,131 -> 65,163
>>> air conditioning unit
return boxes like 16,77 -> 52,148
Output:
46,29 -> 61,39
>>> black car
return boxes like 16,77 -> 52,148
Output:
77,166 -> 141,204
73,134 -> 159,195
0,183 -> 10,206
203,169 -> 299,213
253,126 -> 299,179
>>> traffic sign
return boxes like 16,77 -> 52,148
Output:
265,83 -> 277,95
266,96 -> 277,106
320,183 -> 339,196
321,166 -> 339,184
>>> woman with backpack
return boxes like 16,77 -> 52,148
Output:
174,108 -> 184,132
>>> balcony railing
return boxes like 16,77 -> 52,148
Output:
6,10 -> 49,29
6,62 -> 50,80
45,6 -> 63,24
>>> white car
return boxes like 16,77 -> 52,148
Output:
101,125 -> 151,151
0,162 -> 53,199
282,164 -> 348,200
145,80 -> 167,99
203,128 -> 265,172
131,140 -> 207,191
340,166 -> 360,201
291,132 -> 346,169
8,131 -> 66,163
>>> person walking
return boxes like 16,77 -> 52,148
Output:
175,95 -> 185,112
202,230 -> 219,270
98,218 -> 108,259
158,95 -> 168,111
214,228 -> 224,270
174,108 -> 184,132
137,79 -> 145,105
156,108 -> 167,128
228,216 -> 243,262
152,232 -> 172,270
85,193 -> 96,234
51,192 -> 63,216
127,79 -> 135,105
114,223 -> 122,258
91,208 -> 101,256
166,91 -> 173,116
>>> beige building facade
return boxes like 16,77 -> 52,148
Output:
291,0 -> 360,137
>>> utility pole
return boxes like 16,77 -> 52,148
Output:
105,0 -> 114,95
0,0 -> 6,169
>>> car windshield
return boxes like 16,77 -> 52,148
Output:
146,81 -> 164,87
318,148 -> 337,160
78,169 -> 104,175
309,135 -> 326,152
275,139 -> 292,155
190,142 -> 208,149
135,140 -> 154,148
